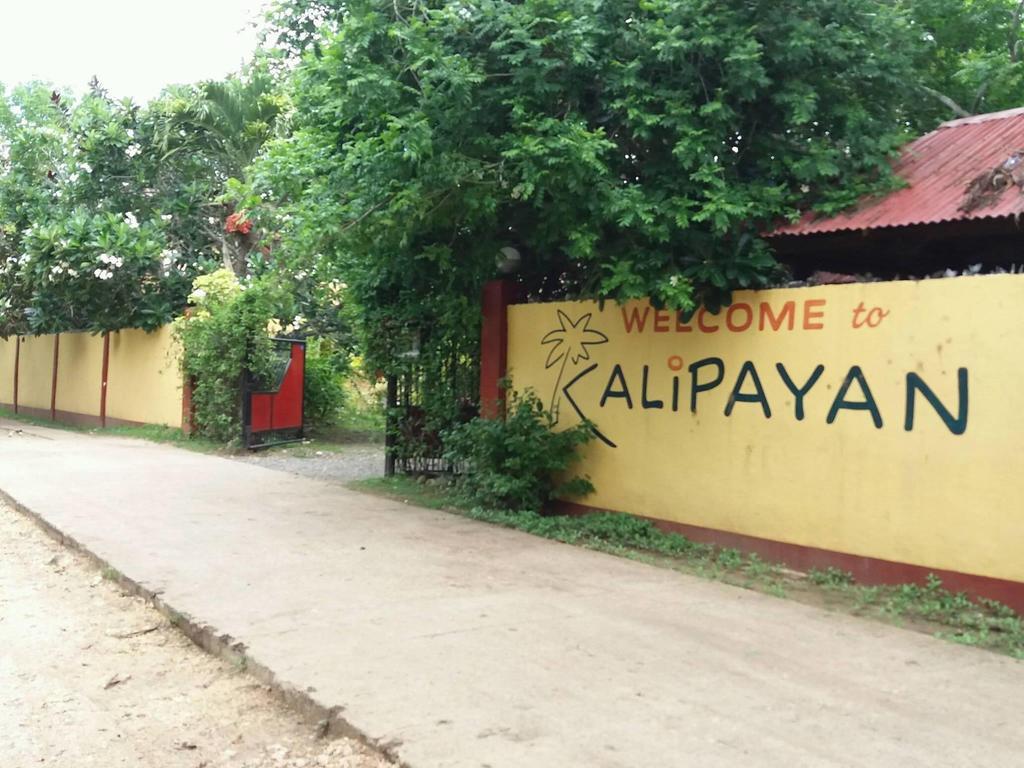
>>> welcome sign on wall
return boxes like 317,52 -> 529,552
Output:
506,274 -> 1024,593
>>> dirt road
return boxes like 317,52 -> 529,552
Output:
6,422 -> 1024,767
0,501 -> 392,768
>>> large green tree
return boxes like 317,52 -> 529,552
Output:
261,0 -> 348,60
0,82 -> 221,336
904,0 -> 1024,127
0,66 -> 289,337
250,0 -> 921,349
151,69 -> 287,275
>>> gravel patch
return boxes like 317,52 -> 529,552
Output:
235,443 -> 384,486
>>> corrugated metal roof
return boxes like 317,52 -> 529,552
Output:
769,106 -> 1024,238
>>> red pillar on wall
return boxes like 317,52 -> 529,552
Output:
99,332 -> 110,428
50,333 -> 60,421
12,335 -> 19,415
479,279 -> 517,419
13,336 -> 20,414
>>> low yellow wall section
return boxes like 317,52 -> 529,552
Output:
106,326 -> 182,427
0,327 -> 182,428
507,274 -> 1024,586
55,332 -> 104,417
16,335 -> 55,411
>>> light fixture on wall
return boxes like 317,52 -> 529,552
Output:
496,246 -> 522,275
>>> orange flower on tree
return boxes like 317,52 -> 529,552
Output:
224,212 -> 253,235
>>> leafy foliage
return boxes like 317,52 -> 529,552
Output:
902,0 -> 1024,127
261,0 -> 348,60
0,65 -> 291,337
252,0 -> 920,327
302,337 -> 348,428
442,390 -> 594,512
150,68 -> 288,276
174,270 -> 294,442
152,69 -> 286,182
241,0 -> 930,459
0,82 -> 223,336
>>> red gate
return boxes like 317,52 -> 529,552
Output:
243,338 -> 305,449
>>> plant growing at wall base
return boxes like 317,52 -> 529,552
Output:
302,337 -> 347,429
174,269 -> 293,442
442,390 -> 595,513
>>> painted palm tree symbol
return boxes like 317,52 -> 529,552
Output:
542,310 -> 609,421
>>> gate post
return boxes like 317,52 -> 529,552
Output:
479,279 -> 516,419
384,374 -> 398,476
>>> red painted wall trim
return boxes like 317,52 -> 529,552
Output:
554,500 -> 1024,614
99,332 -> 110,428
50,334 -> 60,421
479,279 -> 518,418
13,336 -> 20,414
5,404 -> 148,430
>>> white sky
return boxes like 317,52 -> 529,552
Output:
0,0 -> 269,103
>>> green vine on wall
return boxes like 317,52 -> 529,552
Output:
174,269 -> 292,443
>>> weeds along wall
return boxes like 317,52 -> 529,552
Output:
0,326 -> 183,428
504,274 -> 1024,609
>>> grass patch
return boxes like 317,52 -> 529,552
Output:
103,424 -> 223,453
352,475 -> 1024,660
0,408 -> 225,453
808,569 -> 1024,658
0,406 -> 375,456
333,407 -> 385,438
0,408 -> 89,432
322,377 -> 385,443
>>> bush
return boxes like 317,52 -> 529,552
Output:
442,390 -> 595,512
174,270 -> 293,443
303,338 -> 347,429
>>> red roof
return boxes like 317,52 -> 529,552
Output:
769,106 -> 1024,237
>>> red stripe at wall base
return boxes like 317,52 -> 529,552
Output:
1,404 -> 147,430
553,501 -> 1024,614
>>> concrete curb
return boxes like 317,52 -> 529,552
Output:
0,488 -> 408,767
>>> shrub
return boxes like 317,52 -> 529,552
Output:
303,338 -> 347,429
442,390 -> 594,512
174,270 -> 293,443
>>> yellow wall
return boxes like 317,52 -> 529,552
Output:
16,335 -> 56,411
507,274 -> 1024,584
0,337 -> 15,405
55,332 -> 104,417
0,327 -> 182,427
106,326 -> 182,427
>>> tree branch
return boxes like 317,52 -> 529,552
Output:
972,79 -> 991,114
920,85 -> 971,119
1010,0 -> 1024,62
